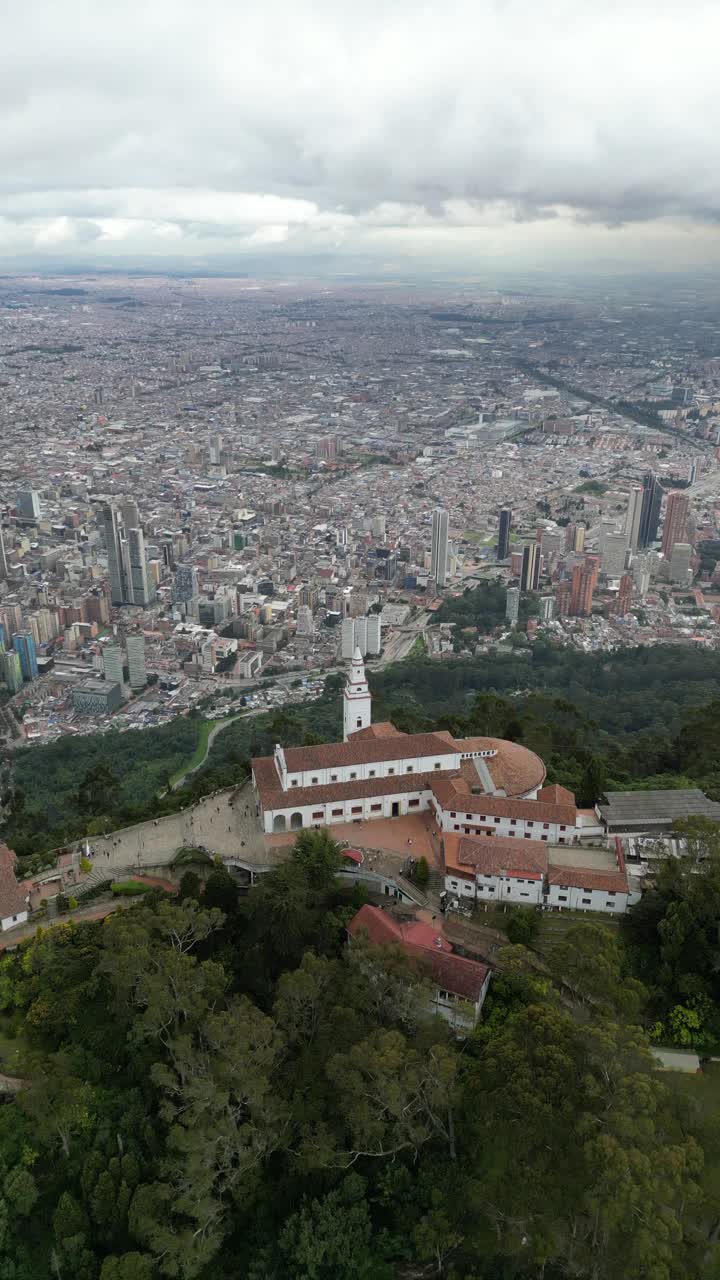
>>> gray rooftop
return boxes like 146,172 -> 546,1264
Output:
599,789 -> 720,827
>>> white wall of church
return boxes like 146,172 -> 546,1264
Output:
283,750 -> 460,791
262,786 -> 432,834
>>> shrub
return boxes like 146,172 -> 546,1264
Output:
79,856 -> 92,874
110,880 -> 153,897
67,896 -> 78,910
505,908 -> 540,947
415,856 -> 430,889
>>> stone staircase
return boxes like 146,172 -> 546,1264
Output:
74,865 -> 114,900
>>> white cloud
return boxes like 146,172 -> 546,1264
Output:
1,0 -> 719,265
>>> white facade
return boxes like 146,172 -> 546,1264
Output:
103,643 -> 125,690
342,615 -> 381,659
435,801 -> 571,843
431,508 -> 449,588
277,741 -> 461,790
625,487 -> 643,552
126,634 -> 147,690
444,870 -> 629,915
545,881 -> 629,914
1,909 -> 28,932
261,783 -> 432,834
445,869 -> 545,906
343,648 -> 372,741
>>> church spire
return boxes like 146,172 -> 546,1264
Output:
343,647 -> 372,741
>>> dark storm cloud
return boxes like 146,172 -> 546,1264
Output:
0,0 -> 718,258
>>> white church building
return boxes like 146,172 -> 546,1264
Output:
251,649 -> 593,842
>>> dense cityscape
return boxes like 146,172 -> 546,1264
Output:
3,0 -> 720,1274
1,273 -> 719,747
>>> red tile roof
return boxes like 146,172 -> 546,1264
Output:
431,780 -> 576,826
448,833 -> 549,878
455,737 -> 546,796
0,845 -> 28,922
547,864 -> 628,893
277,731 -> 460,772
348,904 -> 490,1003
252,755 -> 460,811
350,721 -> 407,740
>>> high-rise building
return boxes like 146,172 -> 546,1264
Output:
102,503 -> 154,607
16,488 -> 40,522
601,532 -> 629,578
431,508 -> 449,588
173,564 -> 199,605
612,574 -> 633,617
540,596 -> 555,623
497,509 -> 512,561
661,492 -> 690,559
505,587 -> 520,624
521,544 -> 540,592
296,605 -> 315,637
555,581 -> 573,617
103,643 -> 125,690
638,473 -> 663,548
669,543 -> 692,585
13,631 -> 38,681
569,560 -> 597,617
342,615 -> 381,659
126,634 -> 147,690
625,486 -> 644,552
366,613 -> 382,655
0,526 -> 7,581
0,650 -> 23,693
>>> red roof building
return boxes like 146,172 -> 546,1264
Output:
348,903 -> 491,1027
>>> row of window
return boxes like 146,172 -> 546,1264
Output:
453,824 -> 563,844
450,811 -> 566,832
291,760 -> 450,789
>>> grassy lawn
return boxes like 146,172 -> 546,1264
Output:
168,718 -> 223,787
463,530 -> 490,545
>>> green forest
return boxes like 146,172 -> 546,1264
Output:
3,643 -> 720,868
2,828 -> 720,1279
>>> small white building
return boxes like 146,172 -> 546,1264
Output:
0,844 -> 29,933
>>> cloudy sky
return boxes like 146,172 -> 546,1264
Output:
2,0 -> 719,271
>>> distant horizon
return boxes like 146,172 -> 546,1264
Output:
2,1 -> 720,273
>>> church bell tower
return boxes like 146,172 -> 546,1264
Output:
343,647 -> 372,741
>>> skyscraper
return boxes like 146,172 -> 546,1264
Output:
431,508 -> 449,588
0,525 -> 7,581
102,503 -> 154,607
126,634 -> 147,690
601,532 -> 629,578
497,509 -> 512,561
16,488 -> 40,522
13,631 -> 38,681
612,573 -> 633,617
625,486 -> 644,552
103,643 -> 125,690
661,492 -> 690,559
638,473 -> 663,549
521,543 -> 540,591
173,564 -> 199,605
0,650 -> 23,693
669,543 -> 692,585
569,558 -> 598,617
505,586 -> 520,623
